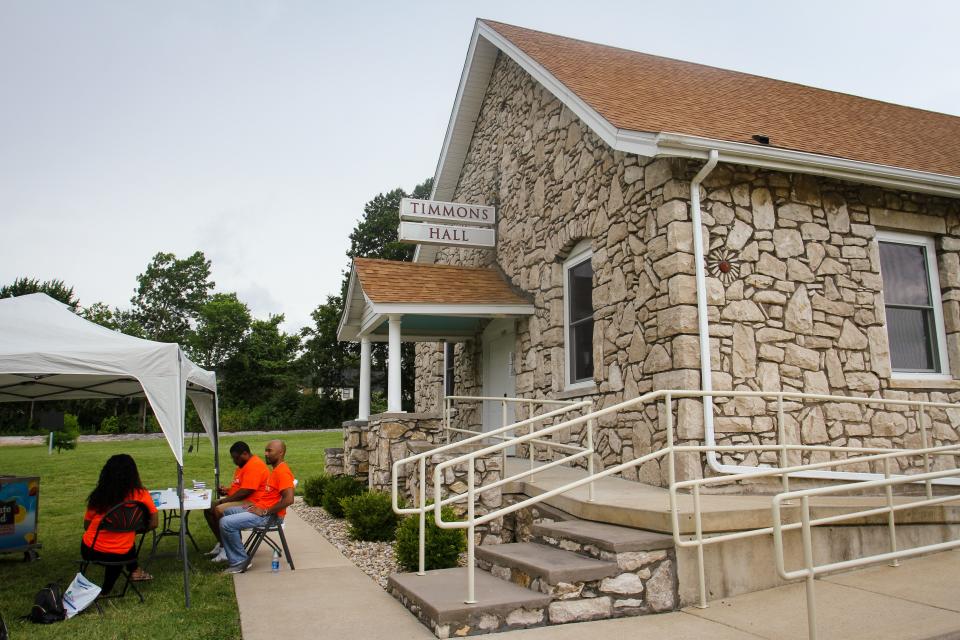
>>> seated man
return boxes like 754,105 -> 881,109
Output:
204,441 -> 269,562
219,439 -> 295,573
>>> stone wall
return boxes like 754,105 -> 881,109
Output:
413,52 -> 960,485
692,164 -> 960,474
365,412 -> 443,493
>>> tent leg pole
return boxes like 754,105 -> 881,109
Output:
213,398 -> 220,494
179,463 -> 190,608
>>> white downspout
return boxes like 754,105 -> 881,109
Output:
689,150 -> 724,475
687,152 -> 941,484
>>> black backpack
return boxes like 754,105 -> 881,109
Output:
25,582 -> 66,624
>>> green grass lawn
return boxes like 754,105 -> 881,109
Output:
0,431 -> 340,640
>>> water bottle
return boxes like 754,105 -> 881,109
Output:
271,550 -> 280,573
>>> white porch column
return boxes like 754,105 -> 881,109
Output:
358,336 -> 371,420
387,314 -> 402,413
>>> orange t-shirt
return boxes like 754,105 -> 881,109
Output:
228,455 -> 269,502
250,461 -> 295,518
82,488 -> 158,554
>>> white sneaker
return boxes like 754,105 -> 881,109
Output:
211,550 -> 229,563
206,543 -> 222,557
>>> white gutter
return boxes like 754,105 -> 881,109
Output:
689,150 -> 723,475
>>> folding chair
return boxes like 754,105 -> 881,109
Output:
79,501 -> 150,609
242,515 -> 294,572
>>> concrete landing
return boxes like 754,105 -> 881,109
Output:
476,542 -> 618,583
232,510 -> 433,640
505,458 -> 960,534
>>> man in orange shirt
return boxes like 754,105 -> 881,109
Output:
220,439 -> 295,573
204,441 -> 269,562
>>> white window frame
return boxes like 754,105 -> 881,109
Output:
877,230 -> 951,380
563,240 -> 595,390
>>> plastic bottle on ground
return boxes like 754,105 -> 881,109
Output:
272,550 -> 280,573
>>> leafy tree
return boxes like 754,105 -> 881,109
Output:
81,302 -> 146,337
220,315 -> 301,408
303,178 -> 432,413
188,293 -> 252,369
130,251 -> 214,344
300,294 -> 355,395
344,178 -> 433,294
0,277 -> 79,310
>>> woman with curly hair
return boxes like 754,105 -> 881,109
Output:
82,454 -> 158,593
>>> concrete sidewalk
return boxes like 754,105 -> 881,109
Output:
233,511 -> 960,640
231,510 -> 433,639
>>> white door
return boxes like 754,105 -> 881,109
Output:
482,319 -> 516,432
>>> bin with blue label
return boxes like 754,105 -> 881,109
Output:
0,476 -> 42,561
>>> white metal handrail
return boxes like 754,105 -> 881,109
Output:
426,388 -> 960,608
390,398 -> 592,578
442,395 -> 582,478
772,463 -> 960,640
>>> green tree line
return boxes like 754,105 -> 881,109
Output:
0,178 -> 431,434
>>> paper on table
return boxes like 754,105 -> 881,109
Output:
148,488 -> 211,511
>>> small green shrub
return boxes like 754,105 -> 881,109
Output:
394,505 -> 466,572
218,406 -> 251,432
99,415 -> 120,434
302,474 -> 329,507
53,413 -> 80,452
321,475 -> 365,517
370,391 -> 387,415
341,491 -> 399,541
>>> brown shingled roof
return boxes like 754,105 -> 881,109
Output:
483,20 -> 960,178
353,258 -> 529,306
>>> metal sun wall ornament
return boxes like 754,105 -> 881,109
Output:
707,248 -> 741,284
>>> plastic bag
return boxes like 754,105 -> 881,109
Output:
63,573 -> 101,619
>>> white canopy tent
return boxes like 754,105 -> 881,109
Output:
0,293 -> 220,607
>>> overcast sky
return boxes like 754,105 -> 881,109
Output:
2,1 -> 958,333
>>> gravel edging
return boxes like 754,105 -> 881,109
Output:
291,498 -> 400,589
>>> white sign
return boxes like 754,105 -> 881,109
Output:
399,221 -> 495,248
400,198 -> 495,227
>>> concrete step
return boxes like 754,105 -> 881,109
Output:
532,519 -> 673,560
388,567 -> 551,637
475,542 -> 618,588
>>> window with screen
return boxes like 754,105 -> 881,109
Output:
564,246 -> 594,386
444,342 -> 455,396
878,232 -> 948,374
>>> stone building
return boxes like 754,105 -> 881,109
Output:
338,20 -> 960,486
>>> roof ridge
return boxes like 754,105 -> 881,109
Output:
479,19 -> 960,121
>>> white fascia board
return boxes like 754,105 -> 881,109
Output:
335,267 -> 360,341
369,302 -> 536,316
476,22 -> 621,153
655,132 -> 960,198
431,22 -> 496,204
359,311 -> 385,338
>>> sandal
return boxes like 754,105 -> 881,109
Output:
130,569 -> 154,582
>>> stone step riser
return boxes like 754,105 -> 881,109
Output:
533,532 -> 672,568
389,586 -> 548,638
476,551 -> 677,617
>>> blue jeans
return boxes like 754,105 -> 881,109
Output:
219,506 -> 274,567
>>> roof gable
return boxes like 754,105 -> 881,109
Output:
425,18 -> 960,230
483,20 -> 960,179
